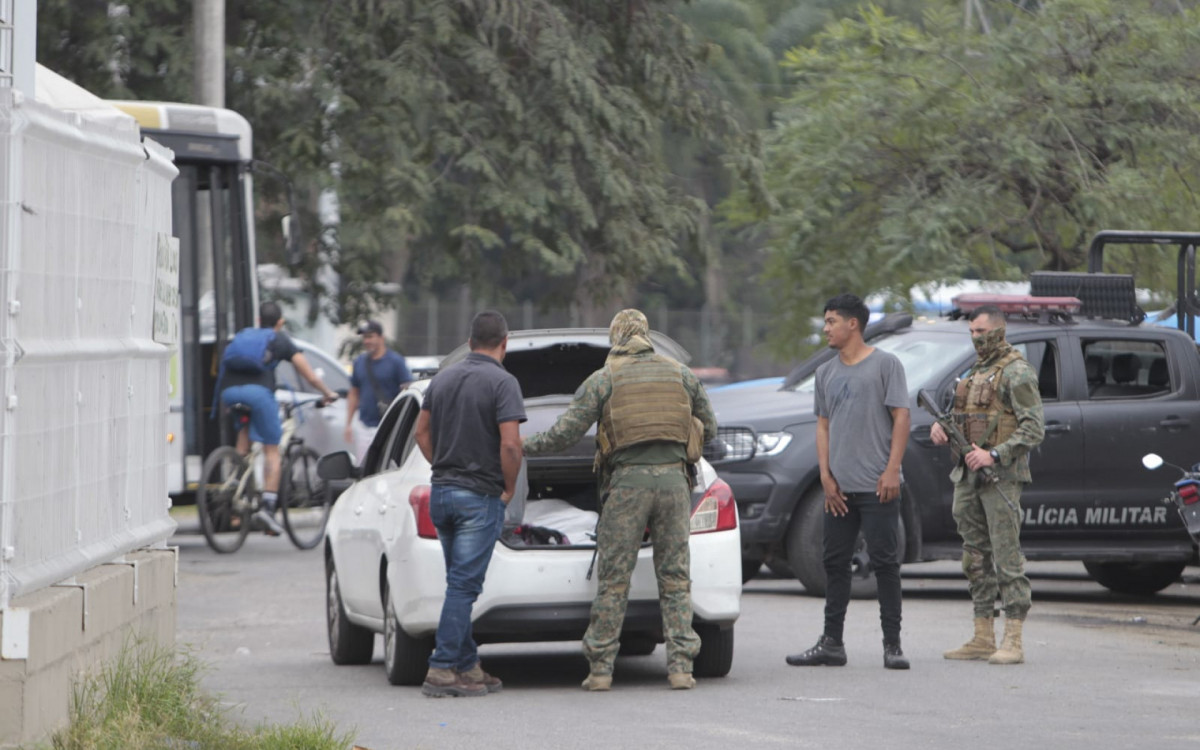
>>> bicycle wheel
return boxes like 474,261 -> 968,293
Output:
280,443 -> 331,550
196,446 -> 254,553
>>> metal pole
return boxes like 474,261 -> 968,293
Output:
193,0 -> 225,107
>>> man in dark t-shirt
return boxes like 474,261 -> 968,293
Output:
344,319 -> 414,461
219,301 -> 338,534
415,310 -> 525,698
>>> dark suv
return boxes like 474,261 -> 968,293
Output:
710,292 -> 1200,598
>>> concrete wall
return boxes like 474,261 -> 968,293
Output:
0,547 -> 176,746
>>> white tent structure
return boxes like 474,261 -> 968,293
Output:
32,64 -> 139,132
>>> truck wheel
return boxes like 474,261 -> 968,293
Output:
618,634 -> 659,656
764,557 -> 795,579
786,489 -> 905,600
693,623 -> 734,677
742,556 -> 764,583
1083,561 -> 1185,596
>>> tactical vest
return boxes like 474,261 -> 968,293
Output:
596,354 -> 693,461
952,349 -> 1022,462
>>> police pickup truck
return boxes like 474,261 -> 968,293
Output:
710,231 -> 1200,597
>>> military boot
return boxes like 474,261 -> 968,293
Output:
668,673 -> 696,690
943,617 -> 995,661
581,673 -> 613,691
988,619 -> 1024,665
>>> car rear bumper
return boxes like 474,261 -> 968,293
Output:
390,529 -> 742,638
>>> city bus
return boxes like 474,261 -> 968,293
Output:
108,101 -> 262,498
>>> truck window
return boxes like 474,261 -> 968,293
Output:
1021,340 -> 1060,401
1082,340 -> 1171,398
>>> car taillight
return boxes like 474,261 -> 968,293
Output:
408,485 -> 438,539
1177,480 -> 1200,506
690,479 -> 737,534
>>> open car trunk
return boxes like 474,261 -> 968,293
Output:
504,453 -> 602,549
504,396 -> 605,549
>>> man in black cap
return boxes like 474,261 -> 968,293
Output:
344,319 -> 413,460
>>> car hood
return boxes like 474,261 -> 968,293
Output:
442,328 -> 691,398
708,382 -> 816,431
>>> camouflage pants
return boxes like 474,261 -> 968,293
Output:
952,479 -> 1031,620
582,478 -> 701,675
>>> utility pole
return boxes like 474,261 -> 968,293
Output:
193,0 -> 225,107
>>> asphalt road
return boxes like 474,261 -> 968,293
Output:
173,527 -> 1200,750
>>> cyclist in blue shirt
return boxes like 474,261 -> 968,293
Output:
220,302 -> 338,534
344,319 -> 413,460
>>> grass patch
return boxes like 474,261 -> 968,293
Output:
41,640 -> 353,750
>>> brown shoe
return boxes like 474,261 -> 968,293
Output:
458,662 -> 503,693
422,667 -> 487,697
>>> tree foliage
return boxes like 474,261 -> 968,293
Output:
37,1 -> 761,323
730,0 -> 1200,353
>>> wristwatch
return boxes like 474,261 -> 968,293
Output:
988,448 -> 1000,463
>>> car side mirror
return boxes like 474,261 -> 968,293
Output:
318,451 -> 357,481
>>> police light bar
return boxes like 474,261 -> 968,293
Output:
952,294 -> 1082,316
1176,479 -> 1200,506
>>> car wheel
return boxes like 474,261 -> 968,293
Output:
618,634 -> 659,657
383,585 -> 434,686
693,623 -> 734,678
741,556 -> 764,584
786,489 -> 906,600
1083,561 -> 1186,596
326,561 -> 375,665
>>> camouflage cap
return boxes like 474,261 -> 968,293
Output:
609,308 -> 649,346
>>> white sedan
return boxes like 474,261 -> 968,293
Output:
318,329 -> 742,685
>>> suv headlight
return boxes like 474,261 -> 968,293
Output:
755,431 -> 792,457
704,427 -> 792,462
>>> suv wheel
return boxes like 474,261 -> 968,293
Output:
786,488 -> 906,599
1083,561 -> 1186,596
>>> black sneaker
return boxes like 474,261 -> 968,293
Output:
883,641 -> 910,670
786,635 -> 847,667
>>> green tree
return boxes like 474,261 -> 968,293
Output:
313,0 -> 761,321
731,0 -> 1200,354
38,1 -> 761,325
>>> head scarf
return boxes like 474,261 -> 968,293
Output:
972,325 -> 1011,364
608,308 -> 654,357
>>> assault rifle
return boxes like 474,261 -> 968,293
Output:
916,388 -> 1016,512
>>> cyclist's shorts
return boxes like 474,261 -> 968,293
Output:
220,384 -> 282,445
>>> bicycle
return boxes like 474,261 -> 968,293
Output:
195,395 -> 333,553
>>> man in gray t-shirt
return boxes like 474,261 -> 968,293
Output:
786,294 -> 912,671
415,311 -> 525,698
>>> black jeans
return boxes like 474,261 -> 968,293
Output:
822,492 -> 903,644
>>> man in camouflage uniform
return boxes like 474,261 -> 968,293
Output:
931,304 -> 1044,665
522,309 -> 718,691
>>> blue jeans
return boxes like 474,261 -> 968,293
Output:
428,484 -> 505,671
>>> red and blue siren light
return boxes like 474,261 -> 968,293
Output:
952,293 -> 1082,316
1175,478 -> 1200,506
